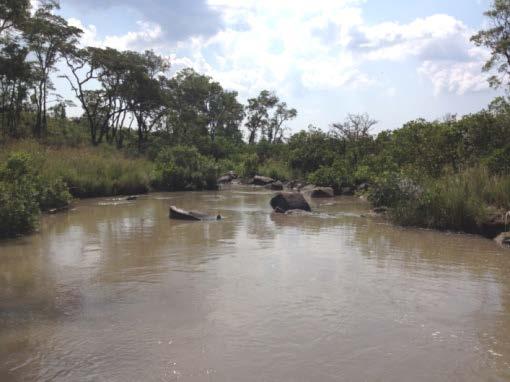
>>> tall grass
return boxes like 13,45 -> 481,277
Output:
389,166 -> 510,232
1,140 -> 154,198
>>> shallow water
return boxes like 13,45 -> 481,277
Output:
1,187 -> 510,381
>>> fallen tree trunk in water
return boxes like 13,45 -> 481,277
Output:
169,206 -> 221,221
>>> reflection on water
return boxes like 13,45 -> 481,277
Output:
1,188 -> 510,381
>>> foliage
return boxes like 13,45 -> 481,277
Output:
471,0 -> 510,88
0,152 -> 40,237
153,145 -> 219,191
308,161 -> 352,192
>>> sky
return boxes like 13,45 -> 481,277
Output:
49,0 -> 501,133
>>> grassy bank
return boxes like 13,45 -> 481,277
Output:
368,167 -> 510,237
0,141 -> 156,238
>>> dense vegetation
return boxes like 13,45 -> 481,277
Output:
1,0 -> 510,238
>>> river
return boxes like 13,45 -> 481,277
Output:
1,187 -> 509,381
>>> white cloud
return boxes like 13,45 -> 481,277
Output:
67,18 -> 163,51
67,2 -> 491,98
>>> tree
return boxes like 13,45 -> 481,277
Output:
331,113 -> 377,142
0,39 -> 32,136
471,0 -> 510,88
63,47 -> 133,146
268,102 -> 297,143
122,50 -> 170,152
245,90 -> 278,144
245,90 -> 296,144
165,68 -> 244,145
24,1 -> 82,136
0,0 -> 30,34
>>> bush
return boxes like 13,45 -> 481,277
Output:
239,153 -> 259,178
378,167 -> 509,232
258,160 -> 292,181
38,177 -> 72,211
367,172 -> 420,208
0,152 -> 41,237
153,146 -> 219,191
307,160 -> 353,192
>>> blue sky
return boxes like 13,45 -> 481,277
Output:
52,0 -> 499,133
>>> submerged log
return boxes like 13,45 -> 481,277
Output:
169,206 -> 221,221
270,192 -> 311,213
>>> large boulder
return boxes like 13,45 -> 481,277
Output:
170,206 -> 221,221
310,187 -> 334,198
253,175 -> 275,186
270,192 -> 311,213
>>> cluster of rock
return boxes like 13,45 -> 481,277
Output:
217,171 -> 239,184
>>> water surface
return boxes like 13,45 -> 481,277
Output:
1,187 -> 510,381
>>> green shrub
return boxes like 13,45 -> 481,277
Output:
368,172 -> 418,207
380,167 -> 509,232
239,153 -> 259,178
38,177 -> 72,211
0,152 -> 41,237
307,161 -> 353,191
258,160 -> 291,181
153,146 -> 219,191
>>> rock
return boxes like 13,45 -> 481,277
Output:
126,195 -> 138,201
495,232 -> 510,248
169,206 -> 221,221
270,181 -> 284,190
357,182 -> 370,192
309,187 -> 334,198
286,180 -> 307,191
226,170 -> 238,179
218,171 -> 238,184
270,192 -> 311,213
300,184 -> 316,192
480,208 -> 508,238
253,175 -> 275,186
217,175 -> 233,184
372,206 -> 389,214
341,187 -> 354,195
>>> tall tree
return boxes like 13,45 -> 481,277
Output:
122,50 -> 170,152
24,1 -> 82,136
63,47 -> 132,146
0,39 -> 32,137
245,90 -> 296,144
267,102 -> 297,144
165,68 -> 244,144
0,0 -> 30,34
471,0 -> 510,88
245,90 -> 278,144
331,113 -> 377,142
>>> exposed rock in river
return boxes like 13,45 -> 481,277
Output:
218,171 -> 238,184
253,175 -> 275,186
269,181 -> 284,190
270,192 -> 311,213
309,187 -> 334,198
169,206 -> 221,221
495,232 -> 510,248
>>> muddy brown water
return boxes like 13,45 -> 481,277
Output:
1,187 -> 510,381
